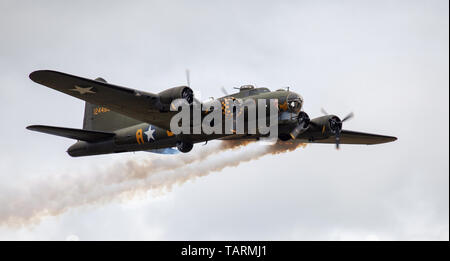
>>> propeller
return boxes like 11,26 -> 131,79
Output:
328,112 -> 354,149
184,69 -> 202,105
181,88 -> 194,104
290,111 -> 310,139
185,69 -> 190,87
221,86 -> 229,96
341,112 -> 354,122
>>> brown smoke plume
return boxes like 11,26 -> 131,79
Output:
0,140 -> 306,227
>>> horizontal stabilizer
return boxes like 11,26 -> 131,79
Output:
26,125 -> 115,142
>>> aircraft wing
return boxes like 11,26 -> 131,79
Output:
301,130 -> 397,145
29,70 -> 174,130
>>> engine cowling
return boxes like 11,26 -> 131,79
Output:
297,111 -> 310,128
308,111 -> 353,149
310,115 -> 341,134
158,86 -> 194,109
176,140 -> 193,153
284,111 -> 310,140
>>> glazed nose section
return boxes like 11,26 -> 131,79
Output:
286,92 -> 303,114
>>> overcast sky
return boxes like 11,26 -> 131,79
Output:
0,0 -> 448,240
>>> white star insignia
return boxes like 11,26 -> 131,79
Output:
144,125 -> 155,142
69,85 -> 96,95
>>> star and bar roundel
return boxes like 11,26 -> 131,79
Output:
136,125 -> 155,144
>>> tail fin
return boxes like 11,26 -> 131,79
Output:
82,77 -> 142,131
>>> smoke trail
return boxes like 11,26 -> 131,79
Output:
0,140 -> 305,227
96,139 -> 255,184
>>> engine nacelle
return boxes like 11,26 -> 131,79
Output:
176,140 -> 193,153
310,115 -> 341,134
297,111 -> 310,128
278,111 -> 310,141
158,86 -> 194,107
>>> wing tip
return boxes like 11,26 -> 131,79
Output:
26,125 -> 58,133
26,125 -> 41,131
29,70 -> 61,83
29,70 -> 46,83
372,135 -> 397,145
29,71 -> 39,82
385,135 -> 397,142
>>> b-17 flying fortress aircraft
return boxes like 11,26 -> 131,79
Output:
27,70 -> 396,157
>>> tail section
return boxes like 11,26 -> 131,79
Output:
82,77 -> 142,132
27,76 -> 145,157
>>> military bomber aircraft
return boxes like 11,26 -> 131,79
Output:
27,70 -> 397,157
